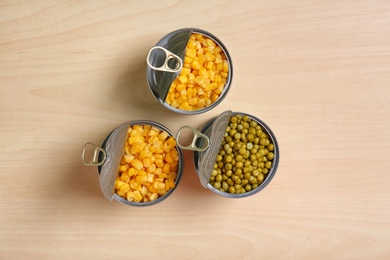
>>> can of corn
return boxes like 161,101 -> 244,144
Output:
187,111 -> 279,198
82,120 -> 184,206
146,28 -> 233,115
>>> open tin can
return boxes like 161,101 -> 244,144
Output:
82,120 -> 184,207
146,28 -> 233,115
177,111 -> 279,198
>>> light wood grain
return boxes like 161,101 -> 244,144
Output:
1,1 -> 389,259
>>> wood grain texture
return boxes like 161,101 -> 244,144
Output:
1,1 -> 389,259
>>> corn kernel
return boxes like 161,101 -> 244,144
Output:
131,159 -> 143,170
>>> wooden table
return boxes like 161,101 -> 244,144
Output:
1,1 -> 389,259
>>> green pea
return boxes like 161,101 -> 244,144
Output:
213,182 -> 221,189
228,186 -> 235,194
222,182 -> 229,191
265,161 -> 272,169
267,152 -> 274,160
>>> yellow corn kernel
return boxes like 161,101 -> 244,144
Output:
133,190 -> 142,202
126,191 -> 134,201
215,74 -> 222,83
149,193 -> 158,201
188,97 -> 198,106
135,175 -> 148,184
220,72 -> 228,78
184,56 -> 193,65
115,179 -> 125,190
130,180 -> 140,190
213,46 -> 222,54
211,93 -> 219,103
158,173 -> 168,179
120,173 -> 130,182
188,73 -> 196,82
130,159 -> 143,170
142,157 -> 152,168
196,98 -> 205,108
178,74 -> 188,84
197,54 -> 206,66
147,173 -> 154,183
118,165 -> 127,172
187,39 -> 197,49
146,163 -> 156,173
117,190 -> 126,197
168,178 -> 175,189
223,61 -> 229,73
170,149 -> 179,161
152,181 -> 165,191
204,51 -> 214,62
177,95 -> 187,104
206,61 -> 214,70
186,48 -> 196,58
194,75 -> 205,85
191,60 -> 202,70
152,167 -> 162,176
163,163 -> 171,174
155,158 -> 164,168
119,183 -> 130,193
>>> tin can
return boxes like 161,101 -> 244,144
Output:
82,120 -> 184,206
146,28 -> 233,115
189,111 -> 279,198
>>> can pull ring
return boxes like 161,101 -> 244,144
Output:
81,142 -> 107,166
176,126 -> 210,152
146,46 -> 183,73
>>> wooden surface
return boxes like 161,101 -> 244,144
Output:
1,1 -> 390,259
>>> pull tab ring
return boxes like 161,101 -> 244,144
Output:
81,142 -> 107,166
146,46 -> 183,73
176,126 -> 210,152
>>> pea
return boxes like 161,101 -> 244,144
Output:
228,186 -> 236,194
265,161 -> 272,169
215,174 -> 223,182
222,182 -> 229,191
213,182 -> 221,189
267,152 -> 274,160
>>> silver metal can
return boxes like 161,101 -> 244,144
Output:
146,28 -> 233,115
191,111 -> 279,198
82,120 -> 184,206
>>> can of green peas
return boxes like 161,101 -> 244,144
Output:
191,111 -> 279,198
146,28 -> 233,115
82,120 -> 184,206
